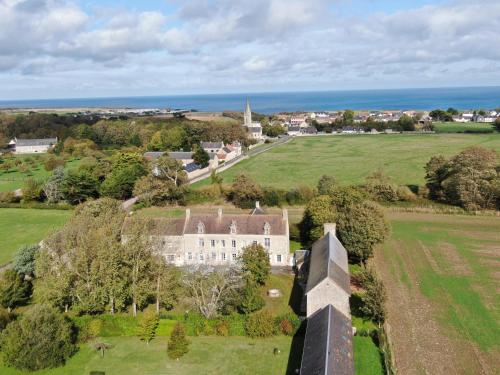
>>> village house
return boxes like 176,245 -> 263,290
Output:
123,202 -> 291,267
143,151 -> 218,179
287,126 -> 301,136
201,141 -> 242,162
10,137 -> 57,154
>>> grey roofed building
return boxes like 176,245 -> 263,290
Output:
306,232 -> 350,295
248,126 -> 262,133
143,151 -> 193,161
300,304 -> 354,375
201,141 -> 224,150
143,151 -> 165,160
288,126 -> 301,132
15,138 -> 58,146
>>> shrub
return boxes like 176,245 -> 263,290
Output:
44,155 -> 65,171
359,266 -> 387,324
245,311 -> 276,338
230,174 -> 263,208
215,320 -> 229,336
138,310 -> 159,344
262,187 -> 287,207
396,186 -> 417,201
0,305 -> 76,371
366,183 -> 399,202
0,191 -> 19,203
0,306 -> 12,332
167,322 -> 190,359
13,244 -> 40,277
22,178 -> 44,202
275,313 -> 301,335
238,279 -> 265,314
239,243 -> 271,285
279,319 -> 293,335
0,269 -> 32,311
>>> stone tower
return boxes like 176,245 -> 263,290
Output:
244,98 -> 252,127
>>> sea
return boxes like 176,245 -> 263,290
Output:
1,86 -> 499,114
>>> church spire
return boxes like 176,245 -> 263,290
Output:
244,97 -> 252,127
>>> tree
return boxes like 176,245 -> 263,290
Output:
61,169 -> 99,204
230,174 -> 263,208
245,310 -> 276,338
0,269 -> 31,312
317,175 -> 336,195
239,243 -> 271,285
134,175 -> 187,206
138,310 -> 159,344
22,178 -> 44,202
425,155 -> 449,201
398,114 -> 415,131
337,201 -> 390,261
0,305 -> 76,371
343,110 -> 354,125
167,322 -> 189,359
13,244 -> 40,277
100,163 -> 146,199
183,265 -> 241,318
299,195 -> 337,245
365,170 -> 399,202
359,266 -> 387,325
43,166 -> 65,203
152,255 -> 181,313
192,145 -> 210,168
494,117 -> 500,132
210,170 -> 223,185
238,278 -> 265,314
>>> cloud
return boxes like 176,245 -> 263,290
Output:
0,0 -> 500,98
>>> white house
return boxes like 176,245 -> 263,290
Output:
122,203 -> 291,267
11,138 -> 57,154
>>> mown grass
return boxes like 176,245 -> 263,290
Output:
0,208 -> 72,265
0,155 -> 81,192
192,134 -> 500,189
433,121 -> 495,133
354,336 -> 384,375
0,336 -> 293,375
384,213 -> 500,351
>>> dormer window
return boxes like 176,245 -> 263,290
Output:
197,221 -> 205,234
230,220 -> 237,234
264,222 -> 271,235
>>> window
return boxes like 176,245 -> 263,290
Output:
230,221 -> 237,234
199,253 -> 204,261
264,222 -> 271,235
211,239 -> 216,247
188,252 -> 192,260
221,240 -> 226,248
277,254 -> 282,263
264,238 -> 270,248
221,252 -> 226,261
231,240 -> 236,248
232,253 -> 237,261
198,238 -> 204,247
253,240 -> 258,245
167,254 -> 175,262
211,252 -> 216,260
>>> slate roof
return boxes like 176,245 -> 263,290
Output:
201,141 -> 223,149
184,162 -> 201,173
143,151 -> 193,161
300,304 -> 354,375
305,232 -> 350,295
15,138 -> 57,146
248,127 -> 262,133
122,217 -> 185,236
288,126 -> 301,132
144,151 -> 164,160
185,213 -> 286,235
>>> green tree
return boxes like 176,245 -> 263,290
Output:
343,110 -> 354,125
43,166 -> 65,203
0,269 -> 31,312
0,305 -> 76,371
425,155 -> 449,201
299,195 -> 337,245
337,201 -> 390,261
494,117 -> 500,132
245,310 -> 276,338
13,244 -> 40,277
22,178 -> 44,202
192,145 -> 210,168
398,114 -> 416,131
230,174 -> 263,208
359,266 -> 387,325
138,310 -> 159,344
61,169 -> 100,204
239,243 -> 270,285
167,322 -> 190,359
317,174 -> 337,195
238,278 -> 265,314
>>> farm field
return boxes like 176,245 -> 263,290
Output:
0,208 -> 72,265
0,155 -> 81,192
433,121 -> 494,133
375,211 -> 500,374
193,133 -> 500,189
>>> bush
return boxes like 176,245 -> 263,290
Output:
0,305 -> 76,371
167,322 -> 189,359
238,279 -> 265,314
0,191 -> 19,203
396,185 -> 417,201
262,187 -> 287,207
22,178 -> 44,202
44,155 -> 65,171
215,320 -> 229,336
275,313 -> 301,336
245,311 -> 276,338
279,319 -> 293,335
230,174 -> 263,208
366,183 -> 399,202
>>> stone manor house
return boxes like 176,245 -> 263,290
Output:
123,203 -> 291,267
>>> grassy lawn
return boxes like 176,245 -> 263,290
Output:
354,336 -> 384,375
0,156 -> 81,192
433,121 -> 495,133
375,212 -> 500,374
0,208 -> 72,265
193,134 -> 500,189
0,336 -> 293,375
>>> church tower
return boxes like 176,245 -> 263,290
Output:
244,98 -> 252,127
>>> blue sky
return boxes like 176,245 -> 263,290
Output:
0,0 -> 499,99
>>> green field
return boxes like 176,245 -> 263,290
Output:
376,212 -> 500,374
433,121 -> 495,133
0,156 -> 81,192
0,208 -> 72,265
193,134 -> 500,189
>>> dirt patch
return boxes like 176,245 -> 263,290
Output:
438,242 -> 473,276
418,241 -> 440,274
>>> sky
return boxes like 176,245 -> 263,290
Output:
0,0 -> 499,99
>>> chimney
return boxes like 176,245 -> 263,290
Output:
255,201 -> 260,209
218,208 -> 223,221
185,208 -> 191,220
324,223 -> 336,236
282,209 -> 288,221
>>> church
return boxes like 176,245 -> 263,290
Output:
243,99 -> 263,140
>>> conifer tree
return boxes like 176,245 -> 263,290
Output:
167,322 -> 189,359
138,310 -> 159,345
